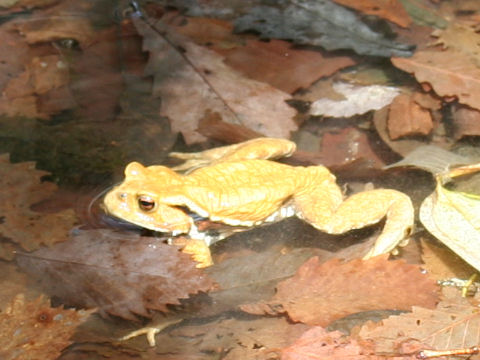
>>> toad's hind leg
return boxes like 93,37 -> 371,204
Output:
170,138 -> 296,171
294,184 -> 414,258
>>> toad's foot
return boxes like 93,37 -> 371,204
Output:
119,318 -> 182,347
181,239 -> 213,268
170,137 -> 295,172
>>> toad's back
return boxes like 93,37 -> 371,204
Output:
180,159 -> 332,222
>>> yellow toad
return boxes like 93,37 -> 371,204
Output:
103,138 -> 414,267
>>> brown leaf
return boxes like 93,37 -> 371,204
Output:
241,255 -> 439,326
387,93 -> 433,139
358,287 -> 480,354
219,39 -> 356,94
392,50 -> 480,111
332,0 -> 411,27
0,154 -> 77,260
134,16 -> 297,144
0,294 -> 93,360
16,229 -> 215,320
172,16 -> 356,94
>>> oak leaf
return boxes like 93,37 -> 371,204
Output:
16,229 -> 215,320
0,294 -> 93,360
0,154 -> 77,260
241,255 -> 438,326
392,50 -> 480,111
134,16 -> 297,144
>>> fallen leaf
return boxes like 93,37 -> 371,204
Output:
281,326 -> 417,360
0,294 -> 93,360
332,0 -> 411,27
134,16 -> 297,144
0,54 -> 74,118
16,229 -> 215,320
387,93 -> 433,139
241,255 -> 438,326
219,39 -> 356,94
358,287 -> 480,354
373,106 -> 449,157
310,82 -> 399,118
420,163 -> 480,272
392,50 -> 480,111
452,105 -> 480,139
0,154 -> 77,260
320,127 -> 386,168
172,16 -> 356,94
234,1 -> 414,57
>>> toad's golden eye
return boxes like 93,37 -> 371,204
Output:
138,195 -> 155,211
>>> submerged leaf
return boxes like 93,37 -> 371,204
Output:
16,229 -> 215,320
310,82 -> 399,118
0,154 -> 77,260
0,294 -> 93,360
234,0 -> 414,58
134,16 -> 297,144
241,255 -> 438,326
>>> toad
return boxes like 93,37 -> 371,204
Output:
103,138 -> 413,267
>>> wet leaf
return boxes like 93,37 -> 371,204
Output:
234,0 -> 414,58
420,163 -> 480,272
392,50 -> 480,111
281,326 -> 417,360
241,255 -> 438,326
172,16 -> 356,94
16,229 -> 215,320
358,287 -> 480,354
134,16 -> 297,144
310,82 -> 399,118
0,294 -> 93,360
0,154 -> 77,260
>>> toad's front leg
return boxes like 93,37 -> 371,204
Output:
294,182 -> 414,258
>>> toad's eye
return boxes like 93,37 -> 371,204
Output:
138,195 -> 155,211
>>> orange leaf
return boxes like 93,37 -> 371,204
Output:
241,255 -> 438,326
